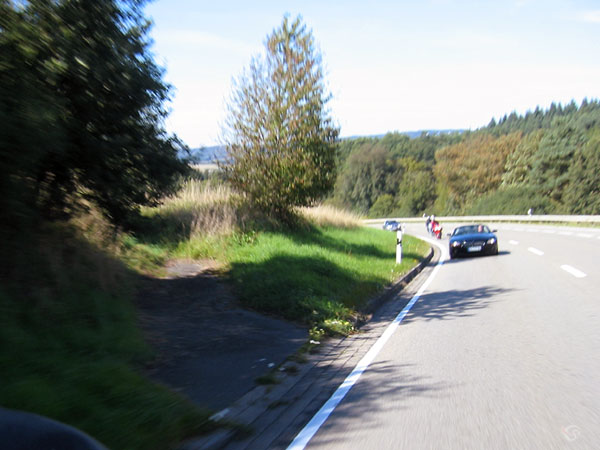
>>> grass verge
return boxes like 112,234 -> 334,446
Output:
0,180 -> 429,449
132,180 -> 430,335
0,225 -> 214,450
224,226 -> 428,335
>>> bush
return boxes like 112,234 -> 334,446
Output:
467,186 -> 556,215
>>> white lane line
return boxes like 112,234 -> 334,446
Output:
509,240 -> 519,245
542,230 -> 556,234
559,231 -> 573,236
528,247 -> 544,256
287,239 -> 446,450
577,233 -> 593,238
561,265 -> 587,278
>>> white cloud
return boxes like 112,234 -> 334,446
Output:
578,10 -> 600,23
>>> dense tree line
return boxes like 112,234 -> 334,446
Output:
329,100 -> 600,217
0,0 -> 189,231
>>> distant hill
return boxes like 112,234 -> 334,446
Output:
186,145 -> 227,163
342,129 -> 465,140
186,130 -> 464,163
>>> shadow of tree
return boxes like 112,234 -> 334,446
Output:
275,285 -> 515,447
275,360 -> 449,447
445,250 -> 511,264
402,285 -> 515,323
229,253 -> 391,319
285,227 -> 392,260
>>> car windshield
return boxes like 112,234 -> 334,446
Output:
453,225 -> 490,236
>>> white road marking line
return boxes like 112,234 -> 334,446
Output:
577,233 -> 593,238
509,240 -> 519,245
561,265 -> 587,278
528,247 -> 544,256
209,408 -> 230,421
559,231 -> 573,236
542,230 -> 556,234
287,239 -> 446,450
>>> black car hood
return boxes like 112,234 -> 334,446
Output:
450,232 -> 496,242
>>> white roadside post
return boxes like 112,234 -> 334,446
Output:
396,225 -> 404,264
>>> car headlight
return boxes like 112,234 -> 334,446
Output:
487,237 -> 496,245
451,241 -> 462,247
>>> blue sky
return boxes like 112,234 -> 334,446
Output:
146,0 -> 600,147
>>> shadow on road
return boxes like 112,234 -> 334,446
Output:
289,284 -> 517,446
443,250 -> 512,264
402,285 -> 515,323
305,360 -> 449,447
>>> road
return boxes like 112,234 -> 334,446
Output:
291,222 -> 600,449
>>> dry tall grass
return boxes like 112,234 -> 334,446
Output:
153,180 -> 248,236
298,204 -> 363,228
153,179 -> 362,235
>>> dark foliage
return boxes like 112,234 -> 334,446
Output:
0,0 -> 189,228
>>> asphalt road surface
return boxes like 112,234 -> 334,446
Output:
292,222 -> 600,449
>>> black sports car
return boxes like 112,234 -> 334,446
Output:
449,224 -> 498,259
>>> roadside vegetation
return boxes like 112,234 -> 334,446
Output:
5,1 -> 595,449
0,178 -> 429,450
5,6 -> 426,448
330,100 -> 600,218
0,220 -> 215,450
134,180 -> 429,336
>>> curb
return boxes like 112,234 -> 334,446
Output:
179,243 -> 435,450
361,246 -> 434,316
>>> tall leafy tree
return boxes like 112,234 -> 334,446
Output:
334,143 -> 402,214
433,132 -> 521,213
395,157 -> 435,216
563,131 -> 600,214
502,129 -> 544,186
221,15 -> 339,220
528,119 -> 585,204
1,0 -> 60,228
0,0 -> 188,226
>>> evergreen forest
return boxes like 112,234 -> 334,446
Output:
329,99 -> 600,217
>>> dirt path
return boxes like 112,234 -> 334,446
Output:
134,260 -> 307,411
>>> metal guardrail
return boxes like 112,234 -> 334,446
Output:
364,215 -> 600,225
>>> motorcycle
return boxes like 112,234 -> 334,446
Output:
431,222 -> 443,239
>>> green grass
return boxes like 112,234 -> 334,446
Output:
222,226 -> 428,334
0,227 -> 214,450
132,217 -> 429,336
0,192 -> 428,450
133,203 -> 429,334
0,289 -> 214,450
